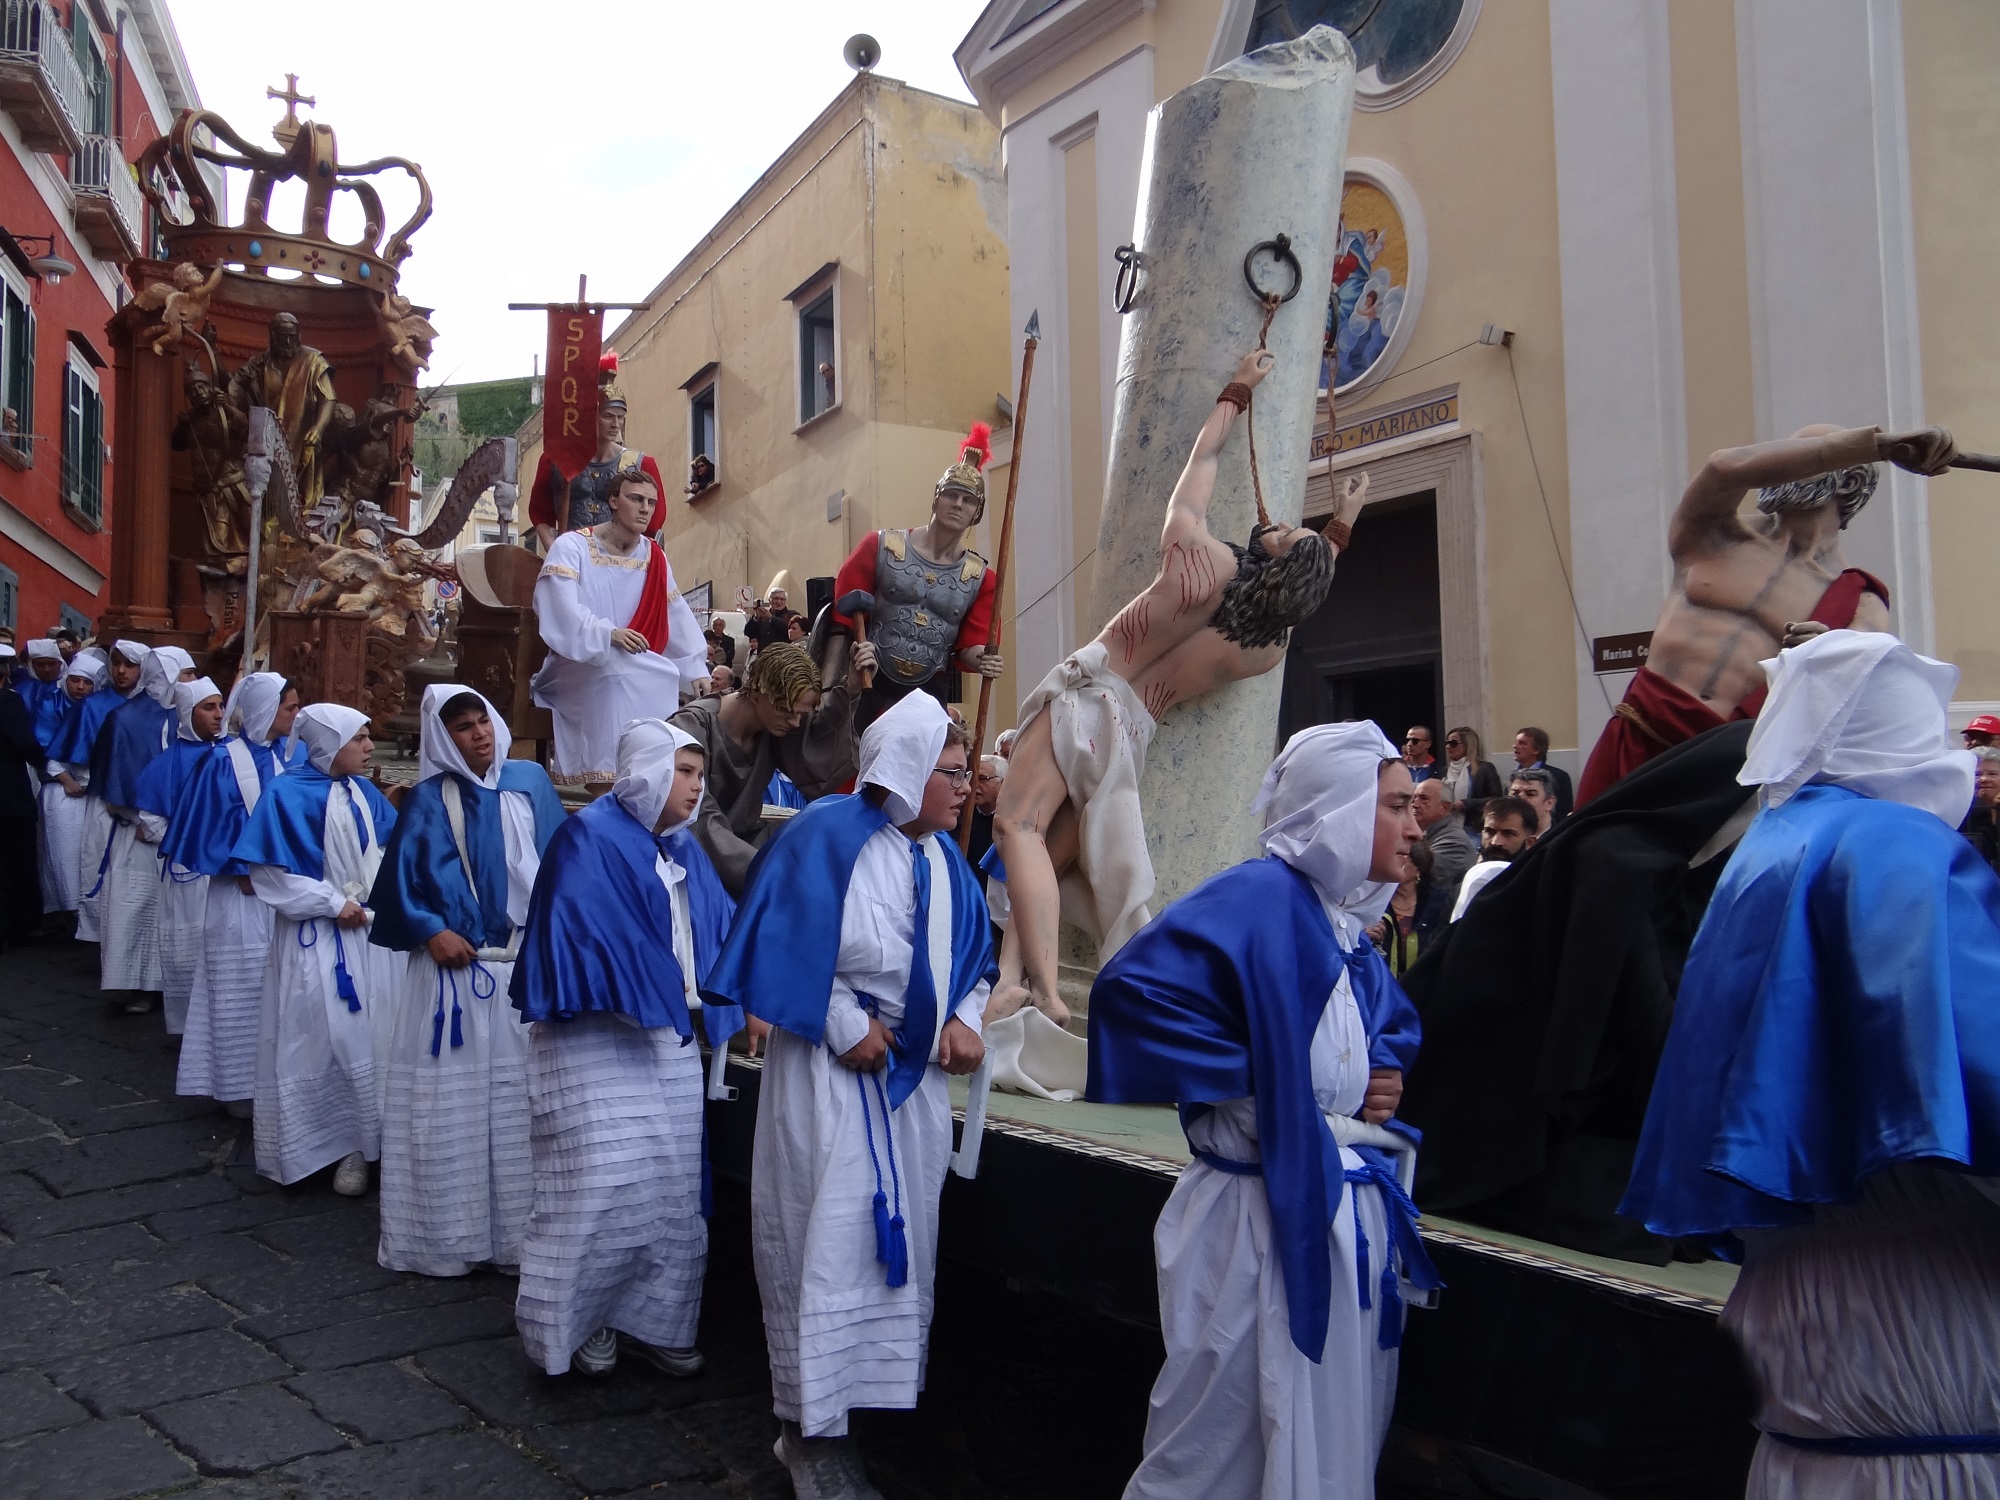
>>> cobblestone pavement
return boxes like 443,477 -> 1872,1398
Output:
0,937 -> 1170,1500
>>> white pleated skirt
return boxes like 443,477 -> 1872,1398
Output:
1726,1163 -> 2000,1500
72,797 -> 112,941
98,823 -> 162,992
515,1016 -> 707,1373
253,912 -> 403,1184
177,879 -> 271,1103
752,1028 -> 953,1439
378,951 -> 535,1277
38,782 -> 85,913
158,869 -> 209,1035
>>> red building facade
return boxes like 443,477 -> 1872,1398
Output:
0,0 -> 205,640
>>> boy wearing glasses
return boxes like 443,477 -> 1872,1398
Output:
706,692 -> 995,1500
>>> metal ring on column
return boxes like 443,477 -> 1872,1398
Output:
1242,233 -> 1302,304
1113,244 -> 1143,314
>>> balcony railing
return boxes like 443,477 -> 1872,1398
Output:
70,134 -> 142,261
0,0 -> 82,155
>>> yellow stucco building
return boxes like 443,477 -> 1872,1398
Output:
520,71 -> 1015,699
956,0 -> 2000,777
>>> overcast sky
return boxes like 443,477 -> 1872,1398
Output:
168,1 -> 990,385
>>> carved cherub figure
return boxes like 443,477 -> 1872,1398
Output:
378,292 -> 438,373
133,263 -> 223,357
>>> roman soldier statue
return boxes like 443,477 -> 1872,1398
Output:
833,423 -> 1003,722
528,353 -> 666,548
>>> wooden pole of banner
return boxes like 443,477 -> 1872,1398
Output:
959,311 -> 1041,854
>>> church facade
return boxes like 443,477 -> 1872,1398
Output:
956,0 -> 2000,771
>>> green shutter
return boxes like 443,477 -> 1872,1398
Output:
83,378 -> 102,523
5,289 -> 33,461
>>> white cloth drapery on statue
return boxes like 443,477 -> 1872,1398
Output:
530,528 -> 706,783
1013,640 -> 1158,960
752,826 -> 991,1438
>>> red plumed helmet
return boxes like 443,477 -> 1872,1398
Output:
599,351 -> 620,376
959,421 -> 992,469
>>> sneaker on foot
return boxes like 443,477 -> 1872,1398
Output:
572,1326 -> 618,1378
619,1336 -> 704,1377
330,1151 -> 369,1196
773,1429 -> 864,1500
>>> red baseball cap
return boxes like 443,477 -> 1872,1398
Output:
1962,714 -> 2000,738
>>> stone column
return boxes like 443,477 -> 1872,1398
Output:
98,316 -> 175,634
1087,26 -> 1356,909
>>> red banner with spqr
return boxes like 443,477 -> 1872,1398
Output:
542,306 -> 603,477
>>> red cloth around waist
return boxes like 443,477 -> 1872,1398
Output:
1736,568 -> 1889,717
1577,666 -> 1734,807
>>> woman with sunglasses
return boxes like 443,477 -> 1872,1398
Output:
1441,727 -> 1503,834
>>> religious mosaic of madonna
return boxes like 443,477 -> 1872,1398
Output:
1323,176 -> 1410,394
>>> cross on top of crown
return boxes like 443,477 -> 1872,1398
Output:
266,73 -> 316,146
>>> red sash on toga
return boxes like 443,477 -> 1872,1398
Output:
626,540 -> 672,653
1577,568 -> 1889,807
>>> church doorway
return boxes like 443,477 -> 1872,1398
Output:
1279,489 -> 1443,747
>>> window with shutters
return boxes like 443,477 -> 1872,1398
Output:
72,17 -> 110,136
0,270 -> 34,465
796,286 -> 837,426
0,562 -> 16,631
62,355 -> 103,528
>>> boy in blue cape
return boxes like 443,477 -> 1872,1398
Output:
1088,723 -> 1439,1500
369,687 -> 564,1278
231,703 -> 401,1197
704,691 -> 994,1499
132,678 -> 226,1036
36,649 -> 105,923
508,719 -> 737,1379
19,638 -> 68,752
94,645 -> 196,1013
69,640 -> 147,945
169,673 -> 302,1114
1622,631 -> 2000,1496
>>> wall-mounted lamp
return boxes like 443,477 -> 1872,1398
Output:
1478,323 -> 1514,348
2,232 -> 76,285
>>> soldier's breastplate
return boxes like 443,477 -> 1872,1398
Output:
872,538 -> 980,687
565,461 -> 618,532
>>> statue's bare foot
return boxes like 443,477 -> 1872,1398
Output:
1030,987 -> 1072,1028
985,980 -> 1033,1023
1782,619 -> 1830,649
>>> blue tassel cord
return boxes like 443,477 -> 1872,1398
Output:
856,1070 -> 910,1288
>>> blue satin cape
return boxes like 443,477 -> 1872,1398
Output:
22,678 -> 67,755
230,765 -> 398,880
47,686 -> 121,767
94,696 -> 175,810
702,792 -> 997,1088
507,794 -> 739,1045
369,765 -> 567,952
160,737 -> 292,879
133,738 -> 226,878
1086,856 -> 1426,1361
1622,784 -> 2000,1245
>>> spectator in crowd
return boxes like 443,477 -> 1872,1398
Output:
1369,837 -> 1432,976
1441,726 -> 1504,832
970,753 -> 1004,875
1413,776 -> 1477,914
705,619 -> 737,669
1451,794 -> 1539,922
54,628 -> 79,663
1961,745 -> 2000,873
1508,766 -> 1559,839
708,666 -> 735,697
1402,725 -> 1439,782
1961,713 -> 2000,750
1512,726 -> 1574,821
785,615 -> 808,645
996,728 -> 1018,761
764,586 -> 801,641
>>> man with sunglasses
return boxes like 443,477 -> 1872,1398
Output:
1402,725 -> 1438,782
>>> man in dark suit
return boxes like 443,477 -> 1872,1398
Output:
1512,726 -> 1573,822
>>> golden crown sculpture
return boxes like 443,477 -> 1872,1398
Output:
136,75 -> 432,293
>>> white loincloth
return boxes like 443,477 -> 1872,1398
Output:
98,822 -> 163,991
73,797 -> 113,941
1015,640 -> 1158,961
514,1016 -> 707,1371
38,779 -> 86,913
157,868 -> 209,1035
1725,1163 -> 2000,1500
378,951 -> 535,1277
754,1028 -> 954,1438
177,879 -> 271,1103
983,1005 -> 1087,1101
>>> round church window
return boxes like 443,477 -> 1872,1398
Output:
1245,0 -> 1481,110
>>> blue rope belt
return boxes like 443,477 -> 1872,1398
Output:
1190,1144 -> 1444,1350
430,959 -> 496,1057
1766,1431 -> 2000,1457
856,1068 -> 909,1288
298,918 -> 362,1011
